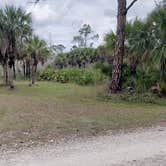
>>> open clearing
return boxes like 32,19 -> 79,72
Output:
0,82 -> 166,149
1,126 -> 166,166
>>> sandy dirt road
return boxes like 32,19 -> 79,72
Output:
0,126 -> 166,166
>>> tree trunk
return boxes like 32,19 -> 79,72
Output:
3,63 -> 9,86
31,64 -> 37,85
23,61 -> 26,77
8,59 -> 14,89
13,62 -> 16,79
8,66 -> 14,89
110,0 -> 127,93
26,60 -> 31,78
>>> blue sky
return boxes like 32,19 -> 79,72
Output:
0,0 -> 160,49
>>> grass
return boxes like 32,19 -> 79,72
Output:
0,81 -> 166,147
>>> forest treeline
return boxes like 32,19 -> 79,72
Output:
50,1 -> 166,95
0,6 -> 51,88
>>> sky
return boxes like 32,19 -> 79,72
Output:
0,0 -> 160,49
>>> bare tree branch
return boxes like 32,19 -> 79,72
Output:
126,0 -> 138,12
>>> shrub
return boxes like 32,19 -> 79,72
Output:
122,64 -> 133,86
39,68 -> 105,85
121,66 -> 160,92
93,62 -> 112,76
160,82 -> 166,96
135,69 -> 159,92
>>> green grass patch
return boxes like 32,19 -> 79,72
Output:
0,81 -> 166,145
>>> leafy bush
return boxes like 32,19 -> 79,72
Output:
121,66 -> 160,92
160,82 -> 166,95
39,68 -> 105,85
94,63 -> 160,92
122,64 -> 132,84
93,62 -> 112,76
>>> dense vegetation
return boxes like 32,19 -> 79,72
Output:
49,1 -> 166,96
0,1 -> 165,98
0,0 -> 165,149
0,6 -> 51,88
124,1 -> 166,94
39,68 -> 105,85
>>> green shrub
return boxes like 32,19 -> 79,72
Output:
135,69 -> 159,92
121,66 -> 160,92
39,68 -> 105,85
94,62 -> 112,76
122,64 -> 133,86
160,82 -> 166,95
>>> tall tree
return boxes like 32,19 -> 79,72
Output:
73,24 -> 99,48
24,36 -> 51,85
110,0 -> 138,93
0,6 -> 32,88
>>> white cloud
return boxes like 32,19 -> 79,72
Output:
29,5 -> 60,22
0,0 -> 161,49
0,0 -> 26,7
27,0 -> 76,24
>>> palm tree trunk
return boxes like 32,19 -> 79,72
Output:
31,64 -> 37,85
23,60 -> 26,77
13,62 -> 16,79
26,60 -> 31,78
8,66 -> 14,89
3,63 -> 9,86
8,57 -> 15,89
110,0 -> 127,93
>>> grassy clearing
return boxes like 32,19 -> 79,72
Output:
0,81 -> 166,146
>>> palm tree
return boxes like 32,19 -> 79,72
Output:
0,8 -> 8,85
24,36 -> 51,85
152,45 -> 166,82
125,3 -> 166,88
150,3 -> 166,83
125,19 -> 155,73
0,6 -> 32,88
